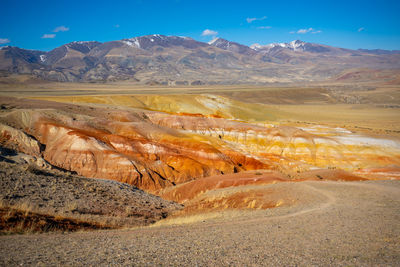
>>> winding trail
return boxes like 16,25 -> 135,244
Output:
264,183 -> 337,220
1,180 -> 399,266
263,181 -> 400,221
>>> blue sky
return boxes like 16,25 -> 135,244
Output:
1,0 -> 399,51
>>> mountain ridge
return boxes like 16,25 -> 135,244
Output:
3,35 -> 400,54
1,34 -> 399,84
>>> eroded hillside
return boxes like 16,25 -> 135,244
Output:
1,94 -> 399,219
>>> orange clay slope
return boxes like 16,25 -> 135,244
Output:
1,95 -> 399,197
157,168 -> 366,214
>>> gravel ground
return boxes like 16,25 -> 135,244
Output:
0,147 -> 182,231
1,180 -> 399,266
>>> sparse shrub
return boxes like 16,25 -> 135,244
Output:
25,164 -> 52,176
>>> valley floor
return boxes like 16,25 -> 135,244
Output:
1,180 -> 399,266
1,82 -> 399,265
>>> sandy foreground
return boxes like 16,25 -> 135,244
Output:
1,180 -> 399,266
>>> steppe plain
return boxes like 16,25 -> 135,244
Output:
0,80 -> 399,266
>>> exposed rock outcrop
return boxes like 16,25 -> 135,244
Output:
0,123 -> 41,157
1,95 -> 399,194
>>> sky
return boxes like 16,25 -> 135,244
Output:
1,0 -> 399,51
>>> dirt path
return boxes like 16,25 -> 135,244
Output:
1,180 -> 399,266
262,183 -> 337,220
254,181 -> 398,222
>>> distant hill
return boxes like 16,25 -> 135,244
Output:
1,35 -> 399,84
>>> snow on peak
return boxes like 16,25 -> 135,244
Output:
150,34 -> 166,40
72,41 -> 91,44
289,40 -> 306,51
251,42 -> 286,50
250,43 -> 262,49
39,55 -> 47,62
251,42 -> 281,50
122,35 -> 195,48
274,43 -> 288,48
178,36 -> 192,40
208,37 -> 225,45
291,40 -> 304,44
208,37 -> 221,45
251,40 -> 306,51
208,38 -> 236,50
66,41 -> 98,50
133,39 -> 140,48
123,38 -> 141,48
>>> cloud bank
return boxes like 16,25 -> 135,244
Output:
246,16 -> 267,23
291,28 -> 322,34
41,34 -> 56,39
202,29 -> 218,36
0,38 -> 10,44
257,26 -> 271,29
53,26 -> 69,32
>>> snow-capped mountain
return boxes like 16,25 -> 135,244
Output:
42,41 -> 101,66
250,40 -> 332,53
208,37 -> 257,55
65,41 -> 101,53
1,35 -> 399,83
121,34 -> 206,50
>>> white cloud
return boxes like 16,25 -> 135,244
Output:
246,16 -> 267,23
297,28 -> 314,34
358,27 -> 365,32
291,28 -> 321,34
53,26 -> 69,32
0,38 -> 10,44
202,29 -> 218,36
41,34 -> 56,39
257,26 -> 271,29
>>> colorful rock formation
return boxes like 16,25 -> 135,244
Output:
1,95 -> 399,198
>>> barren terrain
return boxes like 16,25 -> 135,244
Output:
0,81 -> 399,265
1,180 -> 399,266
2,36 -> 400,84
0,147 -> 181,233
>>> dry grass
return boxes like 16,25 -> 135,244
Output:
0,198 -> 112,234
0,208 -> 112,234
150,211 -> 232,227
272,104 -> 400,135
0,154 -> 182,234
12,81 -> 397,136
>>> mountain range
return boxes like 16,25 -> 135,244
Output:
1,34 -> 400,84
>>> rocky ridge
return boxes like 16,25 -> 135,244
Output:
1,35 -> 400,83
